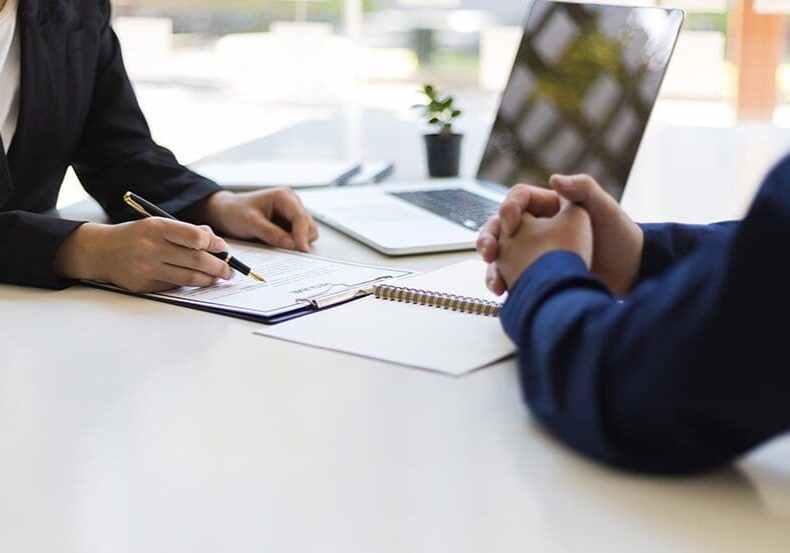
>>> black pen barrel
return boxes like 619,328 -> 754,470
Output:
211,251 -> 252,277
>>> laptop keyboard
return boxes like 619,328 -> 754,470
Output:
389,189 -> 500,231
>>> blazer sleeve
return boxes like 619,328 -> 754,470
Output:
0,211 -> 84,288
637,221 -> 738,281
500,158 -> 790,475
0,2 -> 222,289
71,1 -> 221,222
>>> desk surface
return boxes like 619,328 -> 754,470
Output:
2,111 -> 790,553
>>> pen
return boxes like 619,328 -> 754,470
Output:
123,191 -> 266,283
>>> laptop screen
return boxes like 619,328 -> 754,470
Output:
476,0 -> 684,200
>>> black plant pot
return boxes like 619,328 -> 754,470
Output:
424,133 -> 463,178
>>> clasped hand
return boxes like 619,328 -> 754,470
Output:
477,174 -> 644,297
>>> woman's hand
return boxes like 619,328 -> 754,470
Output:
54,219 -> 235,293
53,188 -> 319,293
193,189 -> 319,252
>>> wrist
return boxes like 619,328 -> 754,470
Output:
183,190 -> 235,231
53,223 -> 107,281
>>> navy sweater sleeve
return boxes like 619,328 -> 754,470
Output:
501,157 -> 790,475
638,222 -> 738,281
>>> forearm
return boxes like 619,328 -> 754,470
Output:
502,232 -> 789,474
52,223 -> 108,282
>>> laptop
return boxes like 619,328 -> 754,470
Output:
299,0 -> 684,255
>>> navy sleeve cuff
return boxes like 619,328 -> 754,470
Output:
638,223 -> 678,282
637,222 -> 738,282
501,251 -> 607,342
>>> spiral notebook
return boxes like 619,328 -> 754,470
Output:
371,282 -> 501,317
255,260 -> 515,375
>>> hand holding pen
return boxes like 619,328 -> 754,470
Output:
54,189 -> 320,293
123,192 -> 266,283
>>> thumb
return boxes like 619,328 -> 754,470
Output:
550,174 -> 616,220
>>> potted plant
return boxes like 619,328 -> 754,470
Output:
414,84 -> 463,178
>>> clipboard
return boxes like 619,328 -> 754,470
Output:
86,242 -> 414,324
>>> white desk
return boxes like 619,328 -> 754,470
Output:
2,111 -> 790,552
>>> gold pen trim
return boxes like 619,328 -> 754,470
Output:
123,191 -> 153,218
249,270 -> 267,283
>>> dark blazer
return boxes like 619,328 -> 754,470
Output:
0,0 -> 220,288
501,155 -> 790,475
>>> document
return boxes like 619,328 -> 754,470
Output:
254,260 -> 516,375
91,242 -> 413,322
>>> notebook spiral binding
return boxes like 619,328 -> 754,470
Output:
373,284 -> 502,317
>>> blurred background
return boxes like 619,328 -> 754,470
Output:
58,0 -> 790,207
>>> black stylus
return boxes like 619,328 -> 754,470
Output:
123,191 -> 266,283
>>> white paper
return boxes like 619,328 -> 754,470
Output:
254,260 -> 516,375
191,160 -> 361,189
149,243 -> 412,318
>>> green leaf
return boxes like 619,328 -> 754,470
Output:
417,84 -> 463,127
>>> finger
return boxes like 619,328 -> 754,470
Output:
499,200 -> 524,237
245,211 -> 296,249
158,219 -> 228,252
550,174 -> 617,220
273,190 -> 313,252
518,186 -> 562,217
476,216 -> 501,263
485,263 -> 507,296
567,203 -> 594,229
308,220 -> 319,243
199,224 -> 234,257
147,280 -> 180,293
499,185 -> 561,236
164,244 -> 234,280
156,264 -> 219,288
